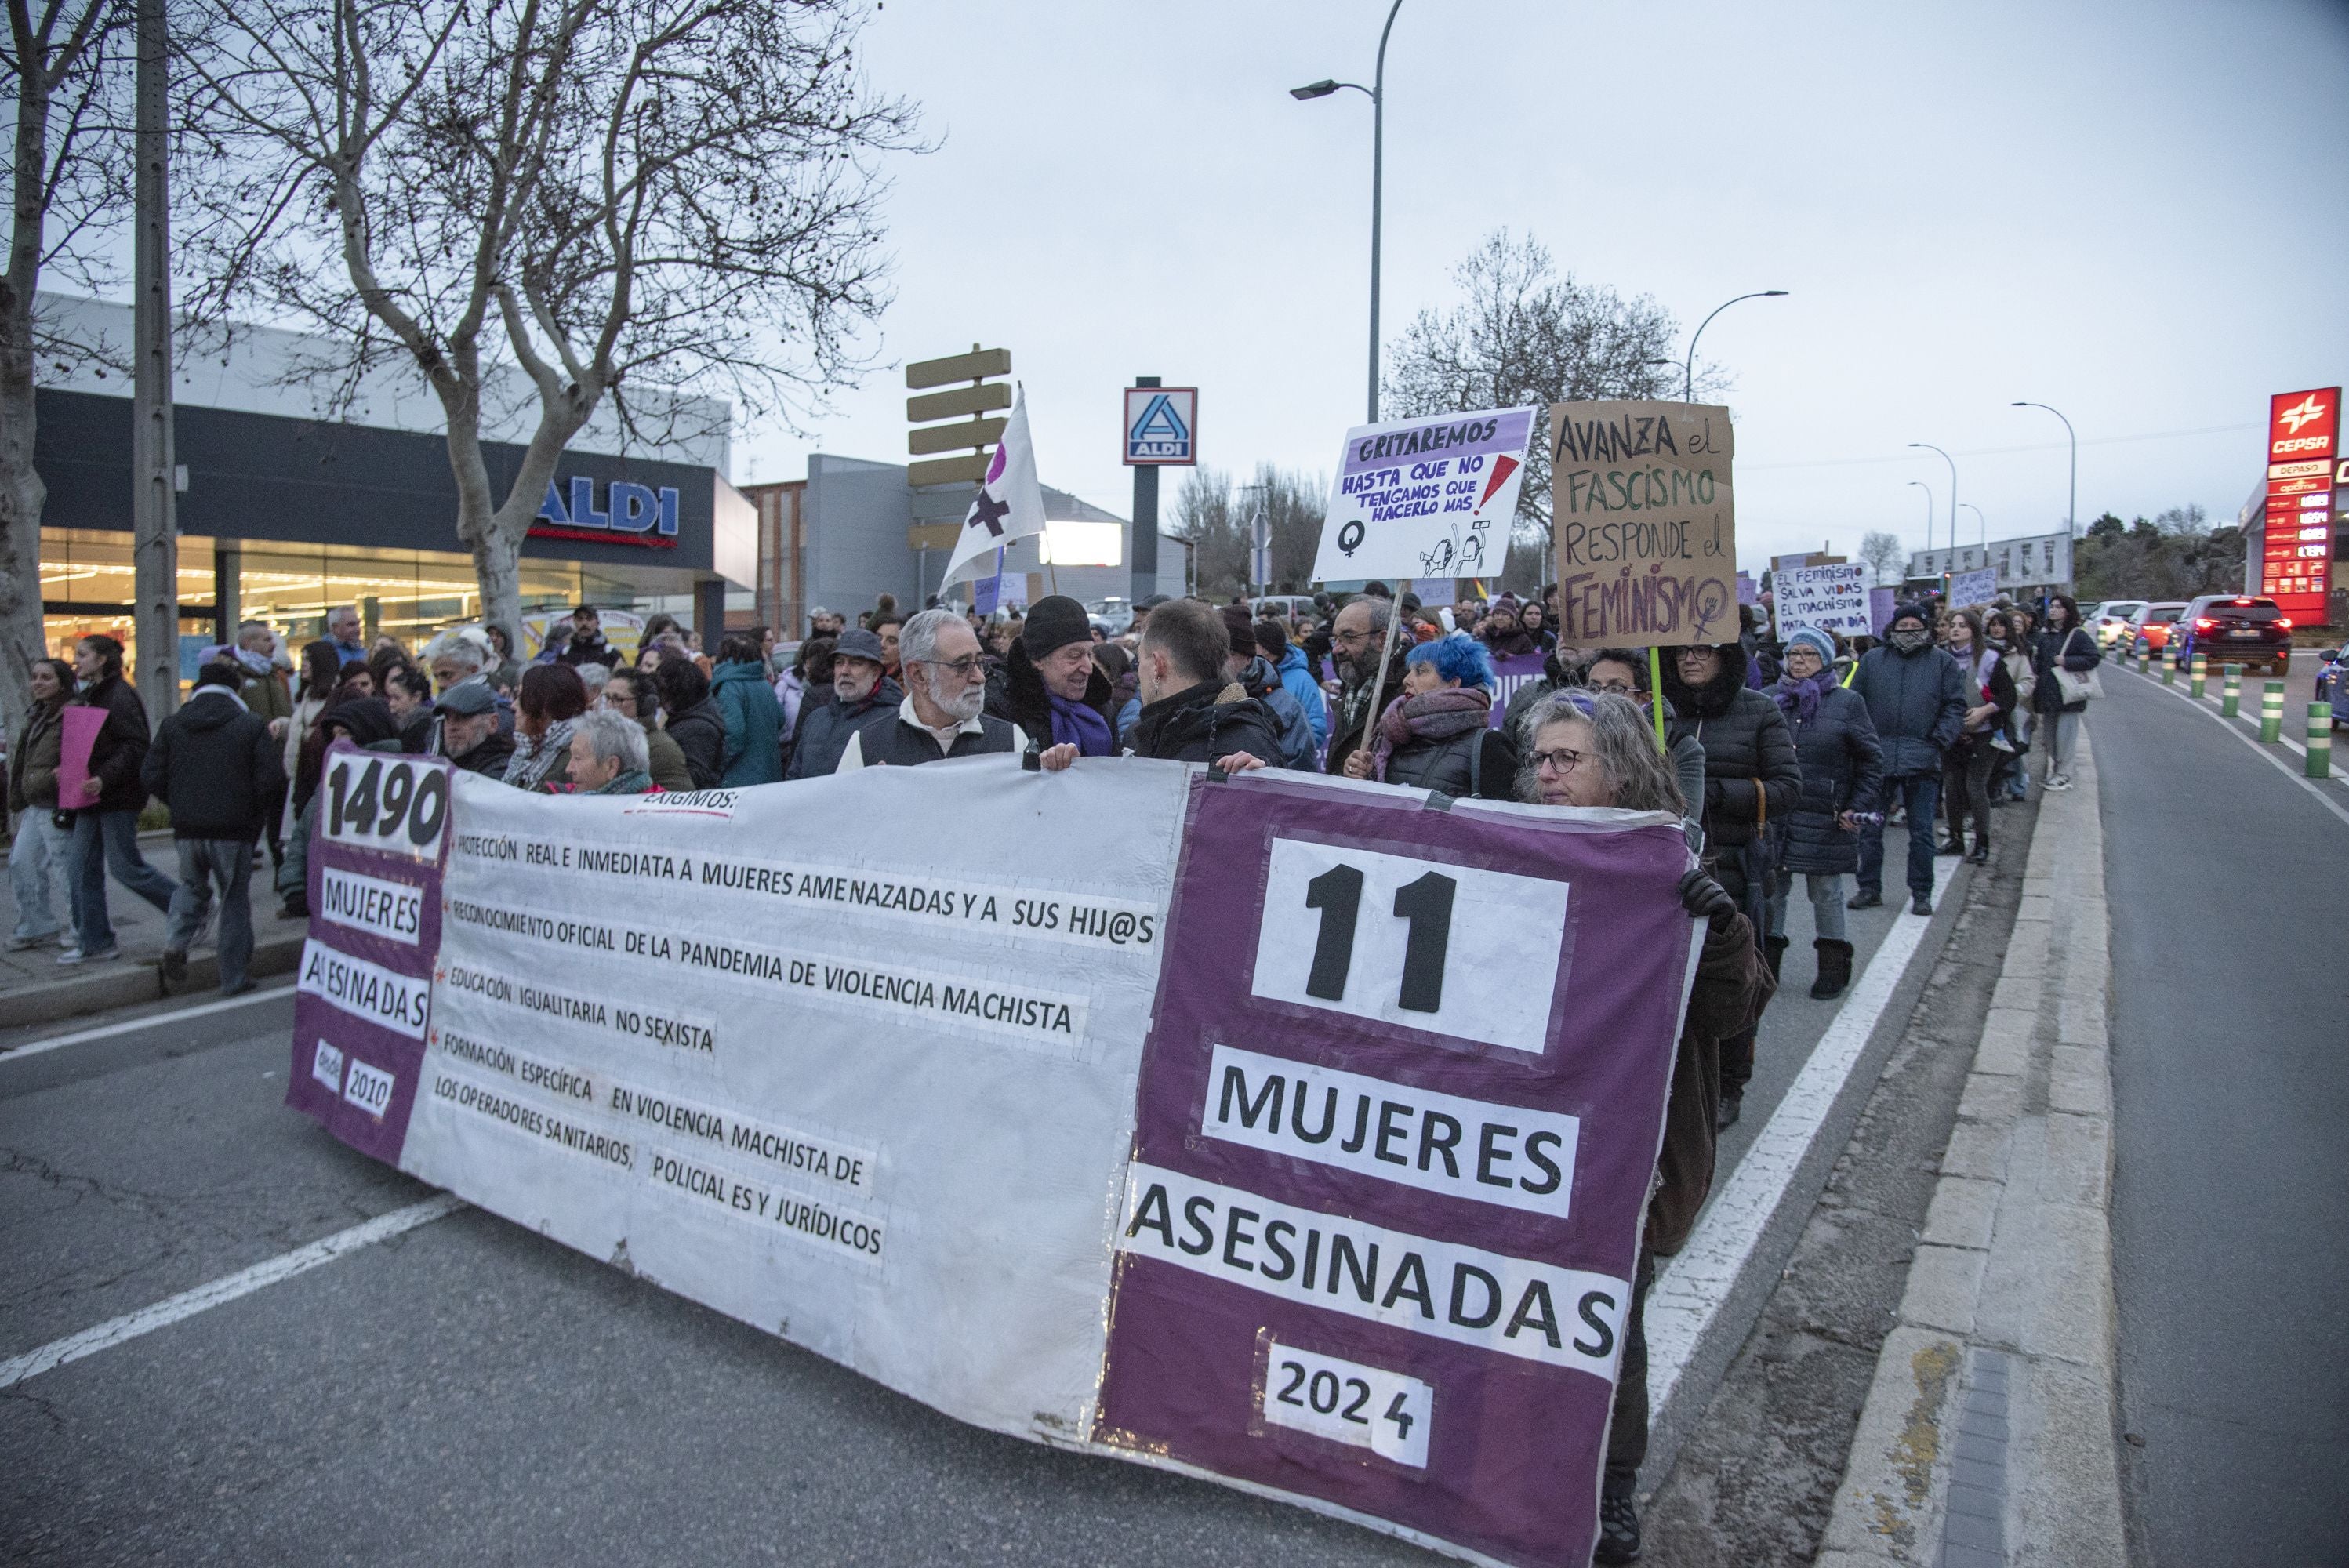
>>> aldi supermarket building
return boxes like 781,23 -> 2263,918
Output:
31,296 -> 754,670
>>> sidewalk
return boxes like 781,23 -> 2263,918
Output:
0,828 -> 307,1030
1819,731 -> 2126,1566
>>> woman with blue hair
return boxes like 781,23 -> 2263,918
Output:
1338,632 -> 1518,799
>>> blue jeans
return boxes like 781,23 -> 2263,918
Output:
1766,868 -> 1850,942
166,837 -> 256,991
9,811 -> 79,941
73,808 -> 177,955
1856,774 -> 1941,900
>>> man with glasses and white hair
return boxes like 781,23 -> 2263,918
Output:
854,608 -> 1022,767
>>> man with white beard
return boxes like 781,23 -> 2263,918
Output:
852,608 -> 1022,767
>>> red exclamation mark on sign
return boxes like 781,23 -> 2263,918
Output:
1476,455 -> 1520,512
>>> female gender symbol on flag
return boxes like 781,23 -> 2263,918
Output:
944,386 -> 1047,588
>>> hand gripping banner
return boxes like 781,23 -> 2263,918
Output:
286,745 -> 1697,1567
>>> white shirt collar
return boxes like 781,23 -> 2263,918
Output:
899,694 -> 983,753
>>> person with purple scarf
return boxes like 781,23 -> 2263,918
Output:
1339,633 -> 1518,800
1763,626 -> 1884,1000
985,594 -> 1119,758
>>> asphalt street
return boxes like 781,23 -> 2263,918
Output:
0,848 -> 1933,1564
2096,666 -> 2349,1567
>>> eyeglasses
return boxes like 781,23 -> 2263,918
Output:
1588,678 -> 1636,695
1531,746 -> 1585,774
924,655 -> 987,678
1673,648 -> 1715,665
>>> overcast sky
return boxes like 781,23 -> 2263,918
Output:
734,0 -> 2349,575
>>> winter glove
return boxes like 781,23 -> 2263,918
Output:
1678,867 -> 1737,927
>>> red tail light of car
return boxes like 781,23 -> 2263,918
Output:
2278,618 -> 2293,631
2195,618 -> 2216,632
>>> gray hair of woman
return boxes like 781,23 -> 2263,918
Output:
573,706 -> 650,777
1513,689 -> 1686,815
423,626 -> 491,675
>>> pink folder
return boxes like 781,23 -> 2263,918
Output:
54,706 -> 107,808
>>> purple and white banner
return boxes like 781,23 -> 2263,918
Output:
1488,652 -> 1549,728
286,752 -> 1695,1567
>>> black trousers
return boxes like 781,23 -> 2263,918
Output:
1603,1247 -> 1657,1497
1942,742 -> 1995,851
1708,848 -> 1763,1094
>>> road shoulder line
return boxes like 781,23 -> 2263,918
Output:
1819,729 -> 2126,1566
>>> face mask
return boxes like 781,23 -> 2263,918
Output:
1890,626 -> 1931,654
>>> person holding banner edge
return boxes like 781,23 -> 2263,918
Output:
1516,688 -> 1774,1566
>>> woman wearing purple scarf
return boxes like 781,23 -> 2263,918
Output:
1339,633 -> 1518,800
1763,626 -> 1885,1000
984,594 -> 1118,757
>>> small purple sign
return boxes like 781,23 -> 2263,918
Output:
1095,775 -> 1693,1567
1868,586 -> 1897,635
1487,651 -> 1548,728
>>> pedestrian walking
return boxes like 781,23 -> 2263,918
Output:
562,707 -> 657,795
1662,638 -> 1802,1129
273,697 -> 402,918
1516,688 -> 1772,1567
1253,619 -> 1330,754
284,639 -> 343,803
775,634 -> 836,746
2030,594 -> 2100,790
1849,603 -> 1970,916
985,595 -> 1120,758
1937,609 -> 2015,863
140,660 -> 286,995
556,604 -> 616,669
383,665 -> 436,754
1126,598 -> 1285,768
7,657 -> 80,951
1580,651 -> 1707,844
598,669 -> 694,791
60,635 -> 179,966
1765,628 -> 1885,1000
327,604 -> 369,668
784,629 -> 899,779
711,633 -> 785,786
854,608 -> 1020,766
1340,633 -> 1516,798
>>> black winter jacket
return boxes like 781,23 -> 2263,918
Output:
663,697 -> 727,788
856,708 -> 1020,767
1382,723 -> 1518,800
1662,642 -> 1803,855
786,678 -> 902,779
140,690 -> 287,840
1850,641 -> 1969,779
1770,684 -> 1885,877
71,673 -> 154,814
2030,625 -> 2100,715
1128,681 -> 1287,767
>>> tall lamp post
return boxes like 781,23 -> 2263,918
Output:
1908,481 -> 1935,579
1908,442 -> 1957,571
1683,290 -> 1788,402
1292,0 -> 1405,423
2010,401 -> 2077,535
1959,502 -> 1987,552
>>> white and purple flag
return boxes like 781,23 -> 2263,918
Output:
942,386 -> 1047,588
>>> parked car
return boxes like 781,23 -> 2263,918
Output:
2311,645 -> 2347,728
2171,595 -> 2292,676
2090,600 -> 2148,647
2126,601 -> 2188,655
1084,598 -> 1135,637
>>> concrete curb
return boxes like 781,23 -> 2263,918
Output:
1819,733 -> 2126,1566
0,933 -> 304,1033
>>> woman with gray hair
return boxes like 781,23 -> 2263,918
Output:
562,707 -> 655,795
1514,685 -> 1773,1566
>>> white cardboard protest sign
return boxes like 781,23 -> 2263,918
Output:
1312,407 -> 1538,583
1949,566 -> 1999,608
1774,562 -> 1872,637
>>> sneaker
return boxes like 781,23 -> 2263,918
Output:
1910,892 -> 1934,916
1714,1089 -> 1742,1131
191,908 -> 219,950
1595,1491 -> 1643,1564
58,945 -> 118,966
161,947 -> 189,989
2045,773 -> 2073,791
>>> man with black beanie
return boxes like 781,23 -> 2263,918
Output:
140,659 -> 286,995
986,594 -> 1118,756
1849,602 -> 1969,916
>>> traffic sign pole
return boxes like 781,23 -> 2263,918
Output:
2260,681 -> 2284,742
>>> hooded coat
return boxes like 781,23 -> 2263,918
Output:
1850,635 -> 1970,779
1271,644 -> 1330,750
1661,641 -> 1803,862
9,696 -> 67,815
1769,680 -> 1886,877
785,677 -> 902,780
1127,679 -> 1286,767
1235,655 -> 1320,771
712,660 -> 785,786
140,688 -> 285,841
986,641 -> 1119,753
663,695 -> 727,789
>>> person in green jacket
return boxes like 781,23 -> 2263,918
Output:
711,631 -> 783,786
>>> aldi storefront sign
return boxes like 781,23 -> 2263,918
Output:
532,474 -> 682,546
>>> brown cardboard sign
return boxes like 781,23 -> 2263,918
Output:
1549,401 -> 1737,648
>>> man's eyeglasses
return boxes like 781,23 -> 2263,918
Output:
1588,679 -> 1636,696
1532,746 -> 1585,775
924,655 -> 987,678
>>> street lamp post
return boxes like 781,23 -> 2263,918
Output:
2011,401 -> 2077,535
1959,502 -> 1987,552
1683,290 -> 1788,402
1292,0 -> 1405,423
1908,480 -> 1935,572
1908,441 -> 1957,568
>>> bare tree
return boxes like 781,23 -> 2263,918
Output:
1860,529 -> 1906,586
1174,463 -> 1327,601
1384,230 -> 1708,568
2,0 -> 135,730
176,0 -> 921,646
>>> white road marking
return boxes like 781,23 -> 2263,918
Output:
2122,666 -> 2349,829
1643,902 -> 1936,1414
0,980 -> 295,1062
0,1194 -> 463,1391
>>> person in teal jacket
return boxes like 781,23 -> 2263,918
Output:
711,633 -> 784,785
1254,619 -> 1330,750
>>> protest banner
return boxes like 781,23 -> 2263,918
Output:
1549,401 -> 1737,648
1949,567 -> 1999,608
1311,407 -> 1538,585
1774,563 -> 1872,638
1737,572 -> 1757,606
1869,586 -> 1898,634
1487,651 -> 1548,728
53,706 -> 105,808
285,746 -> 1697,1568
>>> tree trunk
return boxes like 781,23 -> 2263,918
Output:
443,375 -> 591,658
1,70 -> 54,738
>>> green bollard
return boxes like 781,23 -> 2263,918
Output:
2190,651 -> 2207,699
2221,666 -> 2242,718
2309,703 -> 2333,779
2162,644 -> 2177,684
2260,681 -> 2284,742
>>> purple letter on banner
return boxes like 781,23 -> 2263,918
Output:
1094,776 -> 1694,1567
283,742 -> 452,1166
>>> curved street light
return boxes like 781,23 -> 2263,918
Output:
2011,401 -> 2077,535
1908,480 -> 1935,564
1292,0 -> 1405,422
1908,441 -> 1957,564
1683,290 -> 1788,402
1959,501 -> 1987,552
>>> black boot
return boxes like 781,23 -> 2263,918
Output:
1763,935 -> 1788,982
1810,938 -> 1854,1000
1715,1089 -> 1743,1131
1966,836 -> 1990,864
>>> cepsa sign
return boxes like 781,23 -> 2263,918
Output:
2268,387 -> 2340,463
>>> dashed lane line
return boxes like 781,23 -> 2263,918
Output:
0,1194 -> 465,1391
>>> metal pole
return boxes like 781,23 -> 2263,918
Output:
1366,0 -> 1402,423
1683,291 -> 1786,404
132,0 -> 177,724
2013,402 -> 2077,535
1131,376 -> 1160,604
1911,443 -> 1957,579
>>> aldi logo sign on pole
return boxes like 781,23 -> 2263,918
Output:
1125,387 -> 1198,465
1550,402 -> 1737,648
1309,406 -> 1538,583
1774,563 -> 1871,637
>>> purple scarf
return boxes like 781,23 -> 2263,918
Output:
1770,670 -> 1834,728
1369,688 -> 1490,781
1048,691 -> 1114,756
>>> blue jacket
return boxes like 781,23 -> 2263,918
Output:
712,661 -> 784,786
1273,645 -> 1331,748
1850,642 -> 1968,781
1236,655 -> 1320,771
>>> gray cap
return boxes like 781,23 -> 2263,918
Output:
833,627 -> 886,665
433,681 -> 498,717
